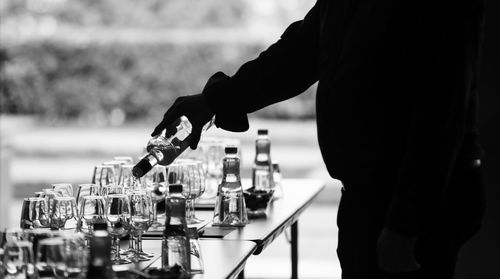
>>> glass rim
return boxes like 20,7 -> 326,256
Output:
77,183 -> 99,187
81,195 -> 105,200
106,193 -> 128,198
53,196 -> 76,201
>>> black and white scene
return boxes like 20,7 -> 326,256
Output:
1,0 -> 499,278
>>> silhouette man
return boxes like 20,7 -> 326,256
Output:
151,0 -> 486,278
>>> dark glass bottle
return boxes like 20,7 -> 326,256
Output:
251,129 -> 275,192
132,117 -> 213,178
86,230 -> 114,279
162,184 -> 191,273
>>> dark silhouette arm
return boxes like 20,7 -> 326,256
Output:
203,1 -> 321,131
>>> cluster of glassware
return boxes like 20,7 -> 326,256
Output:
3,115 -> 284,277
1,227 -> 87,278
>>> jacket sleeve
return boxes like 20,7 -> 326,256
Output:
384,1 -> 485,236
202,1 -> 321,132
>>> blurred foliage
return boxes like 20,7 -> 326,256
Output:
0,0 -> 317,123
0,0 -> 250,29
0,41 -> 316,122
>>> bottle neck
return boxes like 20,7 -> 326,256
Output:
222,155 -> 241,183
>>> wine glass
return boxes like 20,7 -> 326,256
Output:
28,197 -> 50,229
101,185 -> 125,196
20,198 -> 34,229
75,184 -> 100,207
50,197 -> 77,230
144,165 -> 168,228
77,196 -> 106,239
129,191 -> 153,261
3,240 -> 34,278
201,138 -> 225,199
113,156 -> 134,164
92,164 -> 116,187
176,160 -> 205,224
105,194 -> 131,264
118,164 -> 140,191
104,160 -> 127,183
167,162 -> 191,198
118,164 -> 143,257
42,189 -> 62,217
190,160 -> 206,223
51,183 -> 74,197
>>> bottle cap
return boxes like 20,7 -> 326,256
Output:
169,184 -> 183,193
93,222 -> 108,231
225,146 -> 238,154
257,129 -> 268,135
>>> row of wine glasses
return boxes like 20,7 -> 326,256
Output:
21,185 -> 78,230
77,187 -> 154,265
16,152 -> 212,267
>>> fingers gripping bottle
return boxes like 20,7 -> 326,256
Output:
132,116 -> 214,178
251,129 -> 275,193
212,147 -> 248,227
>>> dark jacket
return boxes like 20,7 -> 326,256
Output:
203,0 -> 485,236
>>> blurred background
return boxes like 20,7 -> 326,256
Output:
0,0 -> 498,278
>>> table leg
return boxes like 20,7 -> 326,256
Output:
291,221 -> 298,279
238,269 -> 245,279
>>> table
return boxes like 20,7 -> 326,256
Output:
134,178 -> 325,279
197,178 -> 326,279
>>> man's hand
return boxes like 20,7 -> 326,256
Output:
151,93 -> 214,149
377,227 -> 420,274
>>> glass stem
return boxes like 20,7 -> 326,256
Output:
190,199 -> 196,219
114,237 -> 121,260
186,200 -> 192,220
138,234 -> 143,252
128,236 -> 135,250
152,201 -> 158,223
